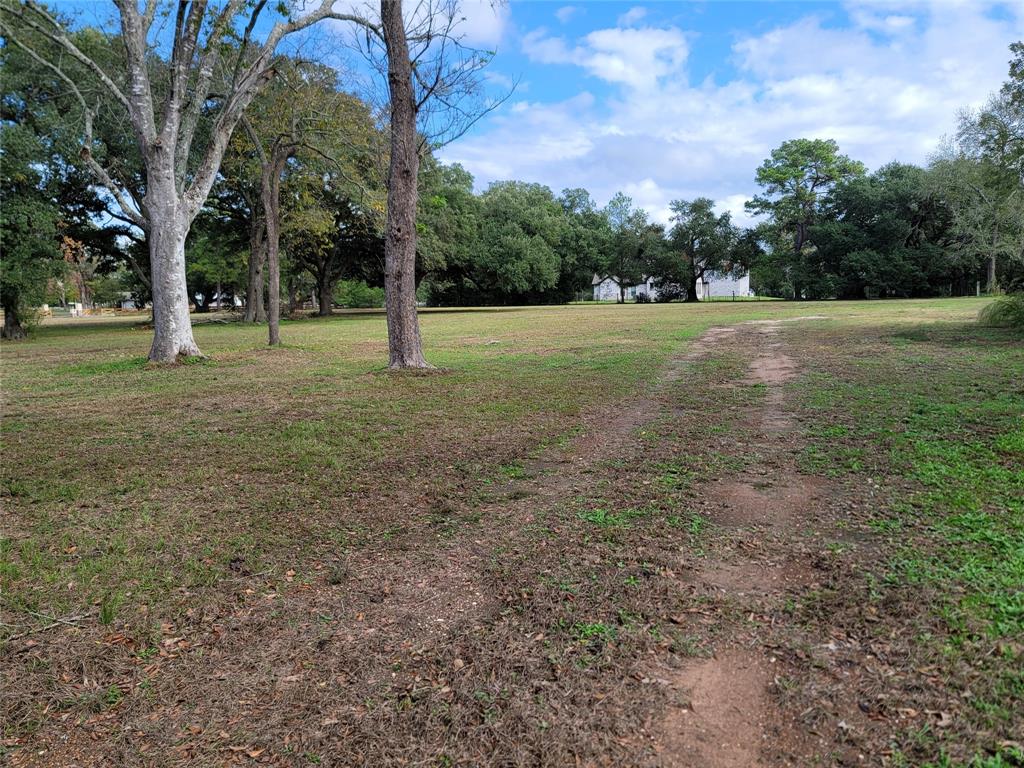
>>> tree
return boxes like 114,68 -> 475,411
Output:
557,188 -> 611,302
472,182 -> 566,301
1,28 -> 126,333
0,123 -> 62,338
661,198 -> 739,303
417,160 -> 482,305
946,43 -> 1024,292
0,0 -> 363,361
812,163 -> 960,298
347,0 -> 506,367
602,193 -> 659,303
746,138 -> 865,299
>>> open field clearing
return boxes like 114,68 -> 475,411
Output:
1,298 -> 1022,767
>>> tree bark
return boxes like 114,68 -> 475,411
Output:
287,277 -> 299,316
262,150 -> 289,346
685,273 -> 699,303
146,168 -> 201,363
381,0 -> 431,369
244,214 -> 267,323
317,277 -> 333,317
2,302 -> 26,340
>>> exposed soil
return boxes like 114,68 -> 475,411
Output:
652,321 -> 827,767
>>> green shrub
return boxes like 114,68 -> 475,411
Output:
978,293 -> 1024,329
334,280 -> 384,309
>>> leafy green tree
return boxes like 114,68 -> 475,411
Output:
417,161 -> 482,305
602,193 -> 659,303
186,214 -> 247,312
558,188 -> 612,302
471,181 -> 567,302
812,163 -> 960,298
659,198 -> 739,302
746,138 -> 865,298
945,43 -> 1024,291
0,123 -> 62,338
0,0 -> 354,361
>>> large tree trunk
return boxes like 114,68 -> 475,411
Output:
685,273 -> 699,303
317,276 -> 333,317
2,301 -> 26,340
381,0 -> 431,369
146,171 -> 201,363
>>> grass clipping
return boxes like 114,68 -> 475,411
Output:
978,292 -> 1024,329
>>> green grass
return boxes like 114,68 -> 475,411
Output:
791,316 -> 1023,764
5,301 -> 891,631
1,297 -> 1007,761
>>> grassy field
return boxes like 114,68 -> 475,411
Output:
1,297 -> 1021,766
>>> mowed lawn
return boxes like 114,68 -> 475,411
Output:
2,297 -> 1021,766
0,300 -> 841,630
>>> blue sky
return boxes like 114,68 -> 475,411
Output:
432,1 -> 1024,224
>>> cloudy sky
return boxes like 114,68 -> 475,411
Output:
435,1 -> 1024,225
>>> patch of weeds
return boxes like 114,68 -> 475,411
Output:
572,622 -> 616,643
498,462 -> 525,480
669,632 -> 709,657
577,506 -> 648,528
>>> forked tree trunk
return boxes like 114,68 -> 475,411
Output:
381,0 -> 431,369
147,171 -> 201,363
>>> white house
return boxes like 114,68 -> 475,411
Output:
698,271 -> 752,299
592,275 -> 659,301
592,272 -> 753,301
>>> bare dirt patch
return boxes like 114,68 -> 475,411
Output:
657,648 -> 772,768
655,321 -> 832,765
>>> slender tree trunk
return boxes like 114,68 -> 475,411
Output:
244,215 -> 267,323
381,0 -> 431,369
2,301 -> 26,340
618,283 -> 625,303
287,277 -> 299,316
146,168 -> 201,363
262,152 -> 288,346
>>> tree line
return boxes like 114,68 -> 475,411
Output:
1,2 -> 1021,363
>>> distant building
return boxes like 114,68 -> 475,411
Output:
592,275 -> 658,301
698,271 -> 752,299
592,272 -> 753,301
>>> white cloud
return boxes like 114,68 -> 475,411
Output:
617,7 -> 648,28
324,0 -> 508,47
442,2 -> 1024,221
555,6 -> 578,24
523,25 -> 688,91
454,0 -> 510,47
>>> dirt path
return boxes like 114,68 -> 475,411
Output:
655,321 -> 827,767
